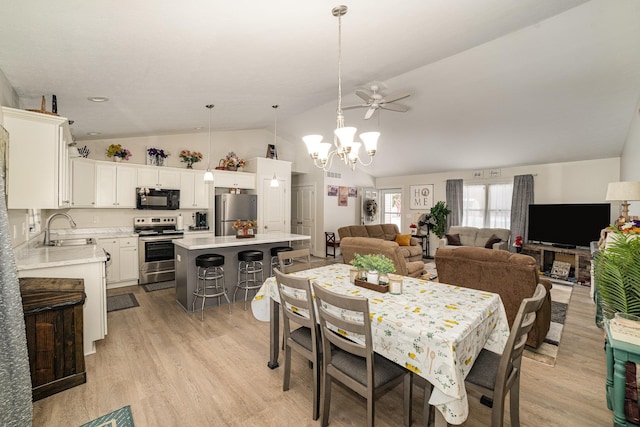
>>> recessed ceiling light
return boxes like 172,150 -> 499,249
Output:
87,97 -> 109,102
86,132 -> 101,136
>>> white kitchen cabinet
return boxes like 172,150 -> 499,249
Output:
244,158 -> 291,234
137,165 -> 181,189
180,170 -> 209,209
99,236 -> 139,288
71,158 -> 96,207
95,162 -> 137,208
17,261 -> 107,356
2,106 -> 72,209
213,170 -> 255,189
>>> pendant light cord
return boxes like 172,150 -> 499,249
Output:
206,104 -> 214,170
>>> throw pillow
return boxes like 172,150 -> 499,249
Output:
446,233 -> 462,246
395,233 -> 411,246
485,234 -> 502,249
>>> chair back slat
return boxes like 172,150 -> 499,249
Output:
279,248 -> 312,274
312,283 -> 372,360
274,268 -> 317,339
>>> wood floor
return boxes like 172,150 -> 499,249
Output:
32,281 -> 611,426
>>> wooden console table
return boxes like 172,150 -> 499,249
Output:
521,243 -> 591,283
605,322 -> 640,426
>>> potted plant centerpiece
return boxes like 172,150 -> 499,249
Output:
232,220 -> 257,237
349,253 -> 396,285
106,144 -> 131,161
179,150 -> 203,169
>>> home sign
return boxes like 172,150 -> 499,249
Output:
410,184 -> 434,210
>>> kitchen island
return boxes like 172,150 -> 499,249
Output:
173,233 -> 310,312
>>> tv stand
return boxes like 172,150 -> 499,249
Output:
521,243 -> 591,284
552,243 -> 576,249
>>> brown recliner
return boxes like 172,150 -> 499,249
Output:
435,246 -> 552,348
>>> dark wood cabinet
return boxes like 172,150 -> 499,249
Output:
20,277 -> 86,401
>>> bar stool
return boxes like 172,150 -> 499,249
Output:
192,254 -> 231,321
270,246 -> 293,276
234,250 -> 264,310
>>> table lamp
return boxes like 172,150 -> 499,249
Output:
605,181 -> 640,222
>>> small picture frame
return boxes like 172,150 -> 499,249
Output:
266,144 -> 277,159
349,187 -> 357,197
327,185 -> 338,196
338,186 -> 348,206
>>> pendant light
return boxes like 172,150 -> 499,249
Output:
303,5 -> 378,172
203,104 -> 214,182
270,105 -> 280,188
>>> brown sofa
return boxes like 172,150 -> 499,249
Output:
435,246 -> 552,348
338,224 -> 425,277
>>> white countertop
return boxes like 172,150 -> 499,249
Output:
13,243 -> 108,271
174,233 -> 310,250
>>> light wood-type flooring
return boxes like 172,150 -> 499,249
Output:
32,280 -> 610,426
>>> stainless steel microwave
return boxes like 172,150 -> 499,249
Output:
136,187 -> 180,210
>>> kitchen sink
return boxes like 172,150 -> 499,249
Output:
39,237 -> 97,247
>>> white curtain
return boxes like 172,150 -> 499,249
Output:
0,126 -> 33,426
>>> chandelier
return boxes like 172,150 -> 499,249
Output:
303,5 -> 379,172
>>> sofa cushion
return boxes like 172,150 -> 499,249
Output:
484,234 -> 502,249
474,228 -> 510,248
395,234 -> 411,246
446,233 -> 462,246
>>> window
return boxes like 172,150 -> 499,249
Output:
463,182 -> 512,228
380,189 -> 402,228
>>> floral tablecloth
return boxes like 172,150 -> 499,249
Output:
252,263 -> 510,425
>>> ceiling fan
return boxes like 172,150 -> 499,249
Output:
342,84 -> 411,120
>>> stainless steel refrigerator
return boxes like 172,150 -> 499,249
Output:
214,194 -> 258,236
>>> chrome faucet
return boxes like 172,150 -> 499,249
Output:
43,212 -> 77,246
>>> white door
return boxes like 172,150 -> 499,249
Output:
292,184 -> 315,252
262,178 -> 286,233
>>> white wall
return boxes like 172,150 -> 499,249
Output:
620,99 -> 640,214
376,157 -> 620,256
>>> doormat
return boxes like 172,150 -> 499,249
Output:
523,283 -> 572,366
142,281 -> 175,292
80,405 -> 134,427
107,294 -> 139,313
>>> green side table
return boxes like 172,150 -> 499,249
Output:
605,322 -> 640,427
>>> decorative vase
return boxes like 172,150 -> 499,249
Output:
227,165 -> 237,171
367,271 -> 379,284
113,157 -> 122,162
186,162 -> 193,169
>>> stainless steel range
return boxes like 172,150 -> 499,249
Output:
134,216 -> 184,285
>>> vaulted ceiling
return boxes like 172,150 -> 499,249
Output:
1,0 -> 639,177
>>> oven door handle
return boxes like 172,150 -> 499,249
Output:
138,235 -> 183,242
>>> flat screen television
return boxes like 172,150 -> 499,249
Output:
527,203 -> 611,248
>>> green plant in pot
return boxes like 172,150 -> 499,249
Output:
350,253 -> 396,284
430,201 -> 451,239
594,227 -> 640,322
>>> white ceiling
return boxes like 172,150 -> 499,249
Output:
1,0 -> 639,177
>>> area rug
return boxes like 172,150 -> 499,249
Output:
142,281 -> 174,292
523,283 -> 573,366
106,294 -> 139,313
80,405 -> 134,427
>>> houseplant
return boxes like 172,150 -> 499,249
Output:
179,150 -> 203,169
349,253 -> 396,284
106,144 -> 131,161
430,201 -> 451,239
594,226 -> 640,321
220,152 -> 246,171
147,147 -> 168,166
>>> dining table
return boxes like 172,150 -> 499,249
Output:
252,263 -> 510,426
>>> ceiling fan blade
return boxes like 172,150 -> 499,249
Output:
381,91 -> 411,103
364,106 -> 377,120
342,104 -> 369,110
355,90 -> 371,102
380,103 -> 409,112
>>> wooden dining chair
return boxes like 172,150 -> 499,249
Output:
464,283 -> 547,427
274,268 -> 321,420
325,232 -> 340,258
278,248 -> 312,274
312,283 -> 412,427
